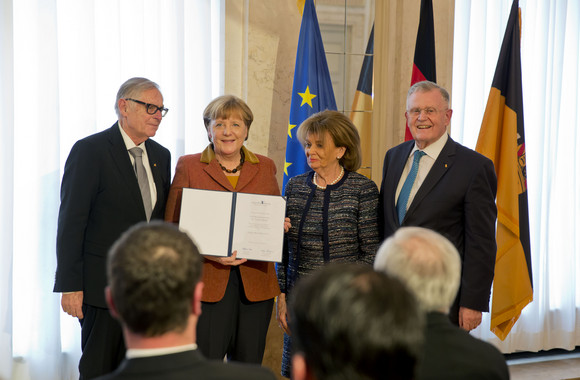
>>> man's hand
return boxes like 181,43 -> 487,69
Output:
276,293 -> 291,335
459,306 -> 482,331
204,251 -> 248,266
61,291 -> 84,319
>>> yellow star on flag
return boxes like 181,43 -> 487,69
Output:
288,123 -> 297,138
298,86 -> 316,108
284,161 -> 292,176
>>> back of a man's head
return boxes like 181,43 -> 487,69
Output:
107,221 -> 203,336
290,263 -> 423,380
374,227 -> 461,313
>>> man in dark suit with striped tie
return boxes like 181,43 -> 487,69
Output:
379,81 -> 497,331
54,77 -> 171,379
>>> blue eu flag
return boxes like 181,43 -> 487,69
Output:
283,0 -> 337,193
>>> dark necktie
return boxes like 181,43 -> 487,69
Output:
396,150 -> 426,223
129,147 -> 152,221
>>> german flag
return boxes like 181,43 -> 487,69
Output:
405,0 -> 436,141
475,0 -> 533,340
350,25 -> 373,178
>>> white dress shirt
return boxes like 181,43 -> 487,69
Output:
118,124 -> 157,209
126,343 -> 198,359
395,133 -> 448,211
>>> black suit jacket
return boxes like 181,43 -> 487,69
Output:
379,136 -> 497,316
416,312 -> 509,380
54,123 -> 171,307
93,349 -> 277,380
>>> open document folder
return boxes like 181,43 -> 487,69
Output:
179,188 -> 286,262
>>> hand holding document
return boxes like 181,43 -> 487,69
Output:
178,188 -> 286,262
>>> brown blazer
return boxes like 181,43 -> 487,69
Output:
165,145 -> 281,302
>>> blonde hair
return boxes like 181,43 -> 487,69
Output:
203,95 -> 253,142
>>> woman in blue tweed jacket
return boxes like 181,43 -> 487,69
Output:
276,110 -> 380,378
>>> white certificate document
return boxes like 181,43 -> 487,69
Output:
179,188 -> 286,262
231,192 -> 286,262
179,189 -> 232,257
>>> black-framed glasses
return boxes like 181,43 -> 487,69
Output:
126,98 -> 169,117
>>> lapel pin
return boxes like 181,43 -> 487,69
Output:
445,164 -> 448,168
154,163 -> 157,167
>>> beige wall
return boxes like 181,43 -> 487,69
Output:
223,1 -> 454,377
223,2 -> 300,377
224,0 -> 301,190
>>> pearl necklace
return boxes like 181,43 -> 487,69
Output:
313,166 -> 344,190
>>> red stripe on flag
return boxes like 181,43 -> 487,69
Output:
405,64 -> 429,140
405,0 -> 436,141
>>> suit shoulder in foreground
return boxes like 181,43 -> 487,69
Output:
418,312 -> 509,380
94,350 -> 277,380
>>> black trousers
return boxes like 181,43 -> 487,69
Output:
196,267 -> 274,364
78,304 -> 125,380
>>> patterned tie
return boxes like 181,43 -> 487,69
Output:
396,150 -> 426,223
129,147 -> 152,221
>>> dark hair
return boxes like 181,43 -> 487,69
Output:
115,77 -> 161,118
203,95 -> 254,142
296,110 -> 362,171
107,221 -> 203,336
290,263 -> 424,380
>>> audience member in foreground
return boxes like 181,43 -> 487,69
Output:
375,227 -> 509,380
95,221 -> 276,380
290,263 -> 424,380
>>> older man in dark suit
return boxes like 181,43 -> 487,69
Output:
375,227 -> 509,380
94,221 -> 276,380
379,80 -> 497,331
53,77 -> 171,379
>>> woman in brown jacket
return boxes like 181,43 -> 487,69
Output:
165,95 -> 280,364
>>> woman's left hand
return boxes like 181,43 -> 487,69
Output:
284,217 -> 292,233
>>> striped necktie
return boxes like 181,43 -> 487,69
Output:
396,150 -> 426,223
129,147 -> 152,221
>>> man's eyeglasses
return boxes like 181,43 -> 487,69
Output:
407,107 -> 447,117
126,98 -> 169,117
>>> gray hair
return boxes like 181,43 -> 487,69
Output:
115,77 -> 161,118
374,227 -> 461,313
407,80 -> 450,108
